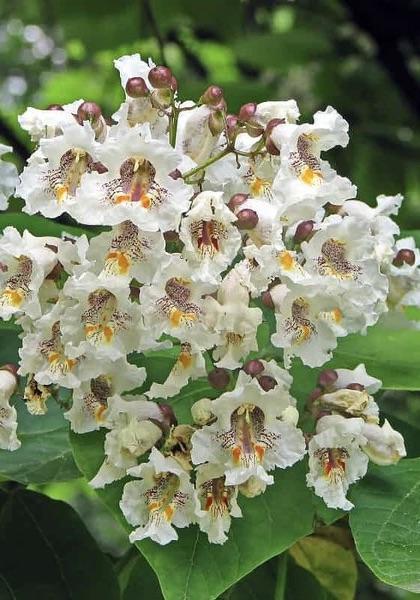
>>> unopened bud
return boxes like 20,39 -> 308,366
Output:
245,121 -> 264,137
191,398 -> 214,426
308,386 -> 323,403
225,114 -> 239,137
0,363 -> 19,378
318,369 -> 338,389
294,220 -> 315,244
265,136 -> 280,156
47,103 -> 64,111
77,101 -> 102,123
151,88 -> 172,109
208,368 -> 230,390
258,375 -> 277,391
169,168 -> 182,180
236,208 -> 259,230
243,359 -> 264,377
238,102 -> 257,122
393,248 -> 416,267
201,85 -> 224,107
158,403 -> 178,428
346,383 -> 365,391
91,161 -> 108,174
170,76 -> 178,92
125,76 -> 149,98
148,66 -> 173,89
208,110 -> 224,136
228,193 -> 248,213
261,290 -> 274,309
163,230 -> 179,242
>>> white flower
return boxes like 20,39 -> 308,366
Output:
0,227 -> 57,320
140,255 -> 218,349
361,419 -> 406,466
60,273 -> 143,360
271,107 -> 356,208
113,54 -> 164,132
87,221 -> 170,283
271,284 -> 362,368
179,191 -> 241,284
120,447 -> 198,544
334,364 -> 382,394
254,100 -> 300,126
76,125 -> 191,231
17,122 -> 99,219
64,359 -> 146,433
344,194 -> 402,263
307,415 -> 369,510
0,145 -> 18,210
90,401 -> 163,488
301,216 -> 388,307
18,100 -> 82,141
0,369 -> 19,451
147,342 -> 206,400
204,270 -> 262,369
191,372 -> 305,486
195,463 -> 242,544
177,105 -> 220,165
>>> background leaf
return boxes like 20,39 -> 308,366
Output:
0,487 -> 120,599
350,458 -> 420,593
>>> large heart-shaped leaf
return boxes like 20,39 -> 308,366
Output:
0,400 -> 80,484
350,458 -> 420,593
0,487 -> 120,599
70,427 -> 340,600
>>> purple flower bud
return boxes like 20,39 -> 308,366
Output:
0,363 -> 19,377
125,77 -> 149,98
208,368 -> 230,390
258,375 -> 277,391
201,85 -> 224,106
47,103 -> 64,111
346,383 -> 365,391
169,168 -> 182,180
163,230 -> 179,242
159,403 -> 178,427
148,66 -> 173,89
236,208 -> 259,230
225,114 -> 238,130
227,193 -> 248,213
308,387 -> 323,402
294,220 -> 315,244
318,369 -> 338,389
170,76 -> 178,92
243,359 -> 265,377
238,102 -> 257,122
265,136 -> 280,156
261,290 -> 274,309
77,101 -> 102,123
393,248 -> 416,267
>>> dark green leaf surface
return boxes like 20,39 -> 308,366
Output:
0,487 -> 120,599
350,459 -> 420,593
0,400 -> 80,484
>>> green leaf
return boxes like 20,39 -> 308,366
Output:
123,555 -> 163,600
70,428 -> 340,600
233,31 -> 331,71
0,487 -> 120,599
0,400 -> 80,484
350,458 -> 420,593
0,212 -> 99,238
289,536 -> 357,600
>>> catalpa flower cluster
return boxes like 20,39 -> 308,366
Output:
0,53 -> 414,545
